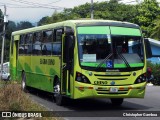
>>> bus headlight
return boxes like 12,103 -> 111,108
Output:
76,72 -> 91,84
134,74 -> 146,84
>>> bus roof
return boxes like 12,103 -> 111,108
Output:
12,19 -> 140,36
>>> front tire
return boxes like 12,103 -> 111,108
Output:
53,78 -> 65,106
111,98 -> 124,106
22,72 -> 27,92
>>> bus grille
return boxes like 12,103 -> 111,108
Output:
94,73 -> 131,81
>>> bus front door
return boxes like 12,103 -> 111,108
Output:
61,34 -> 74,96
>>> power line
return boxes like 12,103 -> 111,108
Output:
9,0 -> 64,9
47,0 -> 62,4
7,6 -> 63,10
0,2 -> 25,7
0,1 -> 65,10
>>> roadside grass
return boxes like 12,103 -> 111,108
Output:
0,80 -> 63,120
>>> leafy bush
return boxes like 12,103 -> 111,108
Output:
147,61 -> 160,85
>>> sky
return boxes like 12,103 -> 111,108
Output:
0,0 -> 149,24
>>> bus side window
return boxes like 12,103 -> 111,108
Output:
32,32 -> 42,55
19,35 -> 25,55
52,29 -> 62,55
23,35 -> 28,54
42,30 -> 53,55
26,33 -> 32,55
52,42 -> 61,55
55,29 -> 62,42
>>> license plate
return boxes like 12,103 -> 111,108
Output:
110,87 -> 118,93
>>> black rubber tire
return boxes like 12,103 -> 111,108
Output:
21,72 -> 27,92
111,98 -> 124,106
53,78 -> 65,106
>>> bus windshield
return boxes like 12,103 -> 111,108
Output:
77,26 -> 144,69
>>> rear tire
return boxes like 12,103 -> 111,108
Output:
22,72 -> 27,92
111,98 -> 124,106
53,78 -> 65,106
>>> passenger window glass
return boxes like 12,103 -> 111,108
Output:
42,43 -> 52,55
19,35 -> 25,45
56,29 -> 62,42
19,35 -> 25,54
52,42 -> 61,55
52,29 -> 63,55
33,32 -> 42,43
42,30 -> 53,55
42,31 -> 53,43
25,34 -> 32,55
32,32 -> 42,55
26,34 -> 32,44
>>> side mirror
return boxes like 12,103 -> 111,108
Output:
144,38 -> 152,58
63,35 -> 75,63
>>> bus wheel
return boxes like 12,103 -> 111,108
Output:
53,79 -> 64,106
22,72 -> 27,92
110,98 -> 124,106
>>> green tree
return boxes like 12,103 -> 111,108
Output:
38,1 -> 137,24
37,0 -> 160,40
16,21 -> 34,30
150,16 -> 160,40
134,0 -> 160,36
37,16 -> 49,26
93,1 -> 137,21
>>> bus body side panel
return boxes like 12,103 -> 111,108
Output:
17,55 -> 25,81
24,56 -> 61,93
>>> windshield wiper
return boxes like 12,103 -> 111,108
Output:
93,50 -> 131,70
116,53 -> 131,68
95,53 -> 113,70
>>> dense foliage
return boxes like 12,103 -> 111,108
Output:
37,0 -> 160,39
147,61 -> 160,85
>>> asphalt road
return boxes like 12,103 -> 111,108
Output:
29,85 -> 160,120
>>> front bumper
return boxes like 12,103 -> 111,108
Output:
74,82 -> 146,99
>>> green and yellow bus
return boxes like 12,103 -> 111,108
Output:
10,20 -> 152,106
